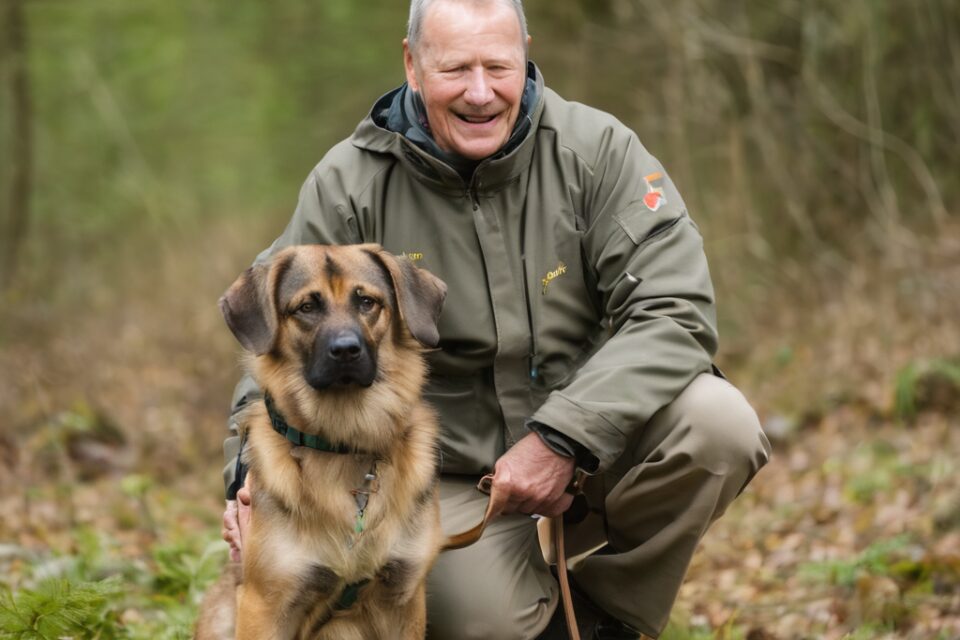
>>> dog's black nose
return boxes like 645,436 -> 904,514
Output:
329,332 -> 363,362
308,329 -> 376,389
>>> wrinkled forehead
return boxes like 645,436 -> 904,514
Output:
275,246 -> 391,307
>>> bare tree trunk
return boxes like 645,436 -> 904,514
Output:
1,0 -> 32,290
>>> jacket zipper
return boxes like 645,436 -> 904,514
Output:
520,248 -> 538,380
468,172 -> 482,210
469,178 -> 538,381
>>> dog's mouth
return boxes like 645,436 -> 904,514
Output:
333,373 -> 374,389
306,364 -> 377,391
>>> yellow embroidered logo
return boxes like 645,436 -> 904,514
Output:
541,262 -> 567,294
402,251 -> 424,262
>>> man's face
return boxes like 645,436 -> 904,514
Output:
403,0 -> 528,162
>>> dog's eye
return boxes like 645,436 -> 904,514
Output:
296,301 -> 317,314
356,291 -> 378,313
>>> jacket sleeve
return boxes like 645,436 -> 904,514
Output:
222,165 -> 363,497
530,130 -> 717,472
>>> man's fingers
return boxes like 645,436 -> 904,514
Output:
222,500 -> 242,563
494,474 -> 569,515
494,475 -> 541,514
223,476 -> 253,564
514,497 -> 542,516
222,500 -> 239,537
504,483 -> 570,516
512,491 -> 574,518
236,478 -> 253,550
537,493 -> 575,518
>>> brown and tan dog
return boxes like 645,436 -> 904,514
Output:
195,244 -> 447,640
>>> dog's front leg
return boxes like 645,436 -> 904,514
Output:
236,583 -> 287,640
402,582 -> 428,639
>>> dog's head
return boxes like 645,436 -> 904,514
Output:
219,244 -> 447,392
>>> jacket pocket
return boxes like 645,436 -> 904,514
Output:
423,373 -> 502,474
613,203 -> 684,246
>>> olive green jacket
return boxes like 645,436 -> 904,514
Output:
223,65 -> 717,494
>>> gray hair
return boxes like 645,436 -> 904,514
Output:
407,0 -> 528,54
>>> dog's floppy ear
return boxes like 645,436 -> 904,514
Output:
373,249 -> 447,348
219,261 -> 277,355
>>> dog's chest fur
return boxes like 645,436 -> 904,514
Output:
242,401 -> 439,588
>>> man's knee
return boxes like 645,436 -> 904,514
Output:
669,373 -> 771,478
427,580 -> 552,640
426,513 -> 556,640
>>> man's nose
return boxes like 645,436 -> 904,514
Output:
463,68 -> 493,105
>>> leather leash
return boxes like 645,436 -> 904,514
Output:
440,474 -> 506,551
553,517 -> 580,640
442,474 -> 582,640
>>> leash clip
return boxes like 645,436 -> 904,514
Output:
350,468 -> 379,537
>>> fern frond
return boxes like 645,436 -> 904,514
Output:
0,577 -> 123,639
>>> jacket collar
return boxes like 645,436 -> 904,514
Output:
351,62 -> 546,194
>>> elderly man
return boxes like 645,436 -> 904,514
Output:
221,0 -> 770,638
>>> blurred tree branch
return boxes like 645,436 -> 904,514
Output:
1,0 -> 32,291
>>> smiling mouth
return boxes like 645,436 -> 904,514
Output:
457,113 -> 498,124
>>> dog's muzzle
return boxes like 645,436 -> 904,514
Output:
306,329 -> 377,389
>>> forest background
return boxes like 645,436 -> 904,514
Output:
0,0 -> 958,638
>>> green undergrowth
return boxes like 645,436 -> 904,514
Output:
0,578 -> 123,640
800,536 -> 914,588
0,527 -> 226,640
662,617 -> 744,640
894,358 -> 960,422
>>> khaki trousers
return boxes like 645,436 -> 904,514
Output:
425,373 -> 771,639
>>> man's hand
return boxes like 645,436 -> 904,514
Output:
222,476 -> 252,563
492,432 -> 576,517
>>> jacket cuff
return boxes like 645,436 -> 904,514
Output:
531,393 -> 628,472
527,419 -> 600,473
223,434 -> 247,500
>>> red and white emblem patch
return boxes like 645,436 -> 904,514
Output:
642,171 -> 667,212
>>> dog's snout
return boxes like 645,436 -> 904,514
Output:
306,328 -> 377,390
329,332 -> 363,362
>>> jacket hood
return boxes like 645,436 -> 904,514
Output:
351,61 -> 546,193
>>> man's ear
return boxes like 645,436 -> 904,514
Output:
219,261 -> 278,355
372,248 -> 447,348
403,38 -> 420,92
